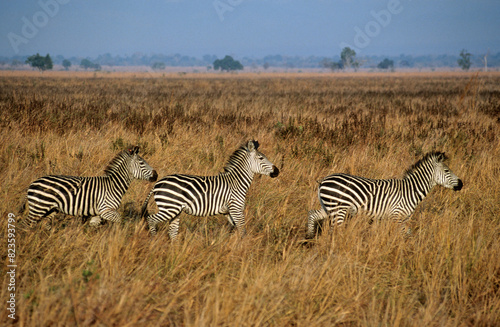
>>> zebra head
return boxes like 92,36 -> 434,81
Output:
246,140 -> 280,178
126,146 -> 158,182
432,152 -> 463,191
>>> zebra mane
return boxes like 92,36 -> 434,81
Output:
103,147 -> 137,176
222,142 -> 256,173
403,151 -> 446,178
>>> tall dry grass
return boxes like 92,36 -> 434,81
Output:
0,71 -> 499,326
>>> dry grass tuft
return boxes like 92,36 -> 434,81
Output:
1,71 -> 499,326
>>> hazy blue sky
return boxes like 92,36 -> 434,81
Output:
1,0 -> 498,58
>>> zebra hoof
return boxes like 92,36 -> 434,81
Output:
400,226 -> 413,238
89,216 -> 103,228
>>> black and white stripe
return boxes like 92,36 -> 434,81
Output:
142,140 -> 279,239
22,146 -> 157,229
306,152 -> 463,238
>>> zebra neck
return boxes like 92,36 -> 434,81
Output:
106,171 -> 133,195
104,154 -> 133,195
222,167 -> 254,191
403,171 -> 434,204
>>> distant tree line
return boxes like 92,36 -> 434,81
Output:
2,51 -> 499,71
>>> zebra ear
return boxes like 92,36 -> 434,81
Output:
437,152 -> 446,162
248,140 -> 259,151
247,140 -> 256,152
128,146 -> 140,155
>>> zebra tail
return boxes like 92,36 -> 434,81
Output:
141,189 -> 154,220
317,183 -> 328,215
18,195 -> 27,215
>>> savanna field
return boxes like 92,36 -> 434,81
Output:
0,71 -> 499,326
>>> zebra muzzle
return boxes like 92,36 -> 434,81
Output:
454,179 -> 463,191
150,170 -> 158,182
270,166 -> 280,178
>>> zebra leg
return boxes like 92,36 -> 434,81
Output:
306,209 -> 327,239
22,210 -> 42,229
228,205 -> 246,237
146,215 -> 159,236
23,204 -> 57,229
402,226 -> 412,237
100,209 -> 122,225
397,215 -> 413,237
225,214 -> 236,232
42,211 -> 57,231
334,208 -> 349,226
167,216 -> 181,240
147,206 -> 183,238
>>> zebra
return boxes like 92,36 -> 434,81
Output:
141,140 -> 279,239
21,146 -> 158,230
306,152 -> 463,238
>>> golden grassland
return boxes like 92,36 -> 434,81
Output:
0,71 -> 499,326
